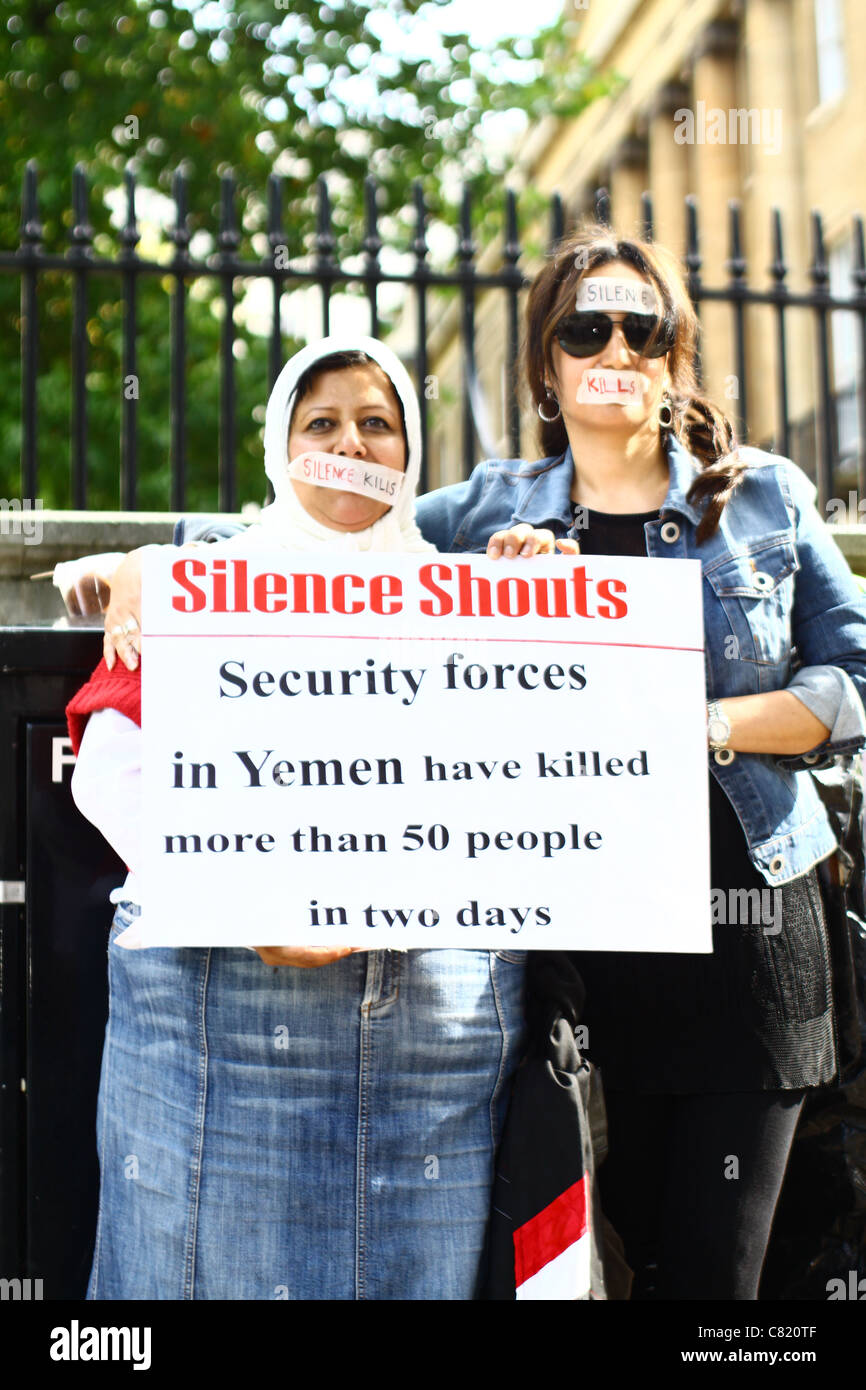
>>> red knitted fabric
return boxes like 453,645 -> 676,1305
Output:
66,658 -> 142,756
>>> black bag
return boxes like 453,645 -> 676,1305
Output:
740,759 -> 866,1299
811,755 -> 866,1083
481,954 -> 631,1300
760,757 -> 866,1296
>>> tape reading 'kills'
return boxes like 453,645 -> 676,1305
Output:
576,369 -> 649,404
575,277 -> 659,314
288,451 -> 404,503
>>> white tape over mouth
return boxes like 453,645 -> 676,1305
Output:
575,277 -> 660,314
288,451 -> 405,504
576,369 -> 649,404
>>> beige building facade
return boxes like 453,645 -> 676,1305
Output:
425,0 -> 864,496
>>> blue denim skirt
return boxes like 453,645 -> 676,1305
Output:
88,904 -> 527,1300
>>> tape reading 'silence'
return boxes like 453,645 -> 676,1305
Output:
288,451 -> 404,503
575,277 -> 660,314
576,369 -> 648,404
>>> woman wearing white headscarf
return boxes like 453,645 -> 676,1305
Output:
66,336 -> 528,1300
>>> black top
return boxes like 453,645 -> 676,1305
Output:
560,505 -> 837,1092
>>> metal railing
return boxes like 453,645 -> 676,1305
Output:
2,165 -> 865,513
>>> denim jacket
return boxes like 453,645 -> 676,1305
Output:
414,434 -> 866,887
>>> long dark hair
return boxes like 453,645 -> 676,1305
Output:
523,224 -> 745,542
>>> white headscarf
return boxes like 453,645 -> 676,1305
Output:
247,334 -> 434,554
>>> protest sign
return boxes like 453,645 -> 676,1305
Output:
140,548 -> 711,950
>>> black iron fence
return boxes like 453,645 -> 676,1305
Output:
1,164 -> 865,513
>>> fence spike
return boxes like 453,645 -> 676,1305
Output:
851,215 -> 865,295
503,188 -> 520,267
639,190 -> 653,241
171,168 -> 191,257
685,195 -> 701,277
727,200 -> 746,282
412,181 -> 429,264
170,168 -> 189,510
458,185 -> 475,264
809,209 -> 829,291
504,188 -> 521,457
770,207 -> 787,286
69,163 -> 93,259
314,176 -> 336,260
20,160 -> 43,248
363,176 -> 381,262
808,208 -> 833,510
769,207 -> 791,460
411,180 -> 429,491
363,176 -> 381,335
120,168 -> 139,255
314,176 -> 336,336
548,192 -> 564,251
267,173 -> 286,257
218,172 -> 240,255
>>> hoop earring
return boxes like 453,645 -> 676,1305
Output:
658,393 -> 674,430
537,392 -> 561,423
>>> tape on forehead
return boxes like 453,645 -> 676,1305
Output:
288,451 -> 404,504
575,369 -> 648,403
575,277 -> 660,314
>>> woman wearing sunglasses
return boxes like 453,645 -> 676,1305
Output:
416,225 -> 866,1300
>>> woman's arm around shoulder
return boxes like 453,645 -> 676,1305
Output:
758,453 -> 866,762
416,457 -> 540,551
415,460 -> 496,551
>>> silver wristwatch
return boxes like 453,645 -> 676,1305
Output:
706,700 -> 731,750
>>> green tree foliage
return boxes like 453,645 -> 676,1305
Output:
0,0 -> 614,508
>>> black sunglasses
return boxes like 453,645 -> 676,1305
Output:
554,311 -> 675,359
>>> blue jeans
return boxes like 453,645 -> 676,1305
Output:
88,904 -> 527,1300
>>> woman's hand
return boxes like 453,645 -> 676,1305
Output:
253,945 -> 365,968
486,524 -> 580,558
63,571 -> 112,616
103,549 -> 146,671
53,553 -> 127,617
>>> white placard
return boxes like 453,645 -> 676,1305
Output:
140,549 -> 711,951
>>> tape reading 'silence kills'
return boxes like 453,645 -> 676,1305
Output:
575,277 -> 660,314
576,369 -> 649,404
288,451 -> 405,503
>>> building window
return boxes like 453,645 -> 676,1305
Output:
828,238 -> 859,471
814,0 -> 846,106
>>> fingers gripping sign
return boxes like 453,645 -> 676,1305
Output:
103,548 -> 148,671
103,543 -> 207,670
486,523 -> 580,559
486,523 -> 555,559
